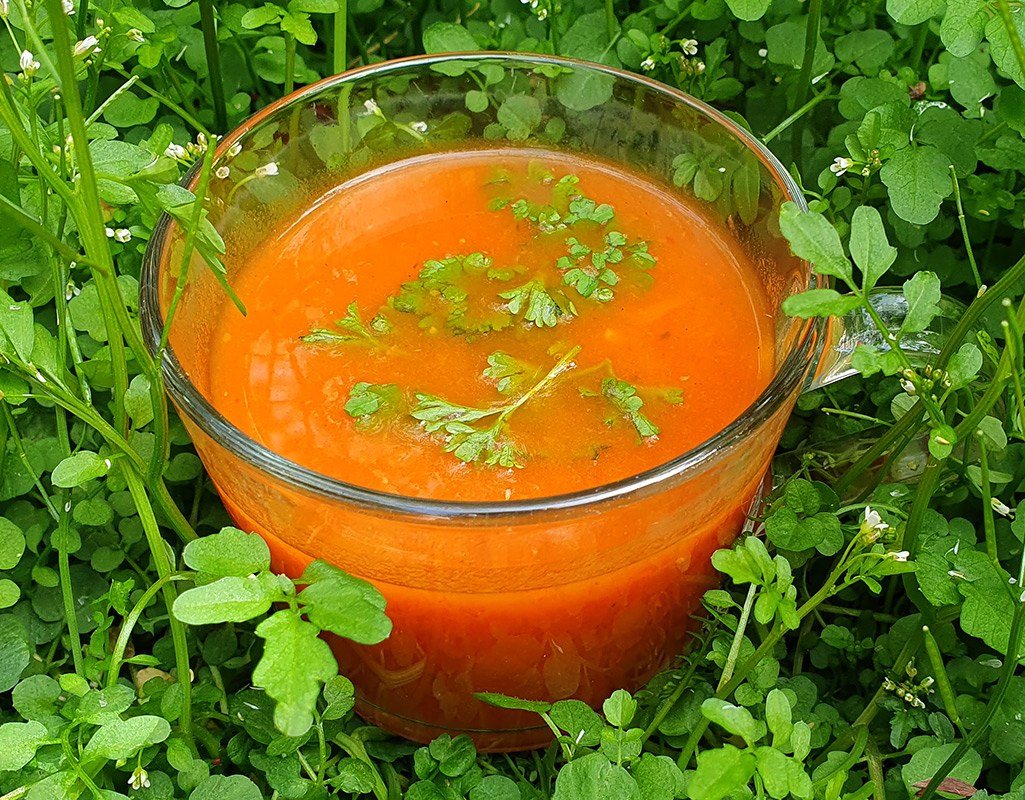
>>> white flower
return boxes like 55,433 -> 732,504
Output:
992,498 -> 1014,517
410,121 -> 428,134
227,142 -> 242,158
363,98 -> 381,116
830,156 -> 852,176
195,132 -> 208,152
888,550 -> 910,562
640,57 -> 656,71
681,38 -> 698,56
105,227 -> 115,238
20,50 -> 40,77
113,228 -> 131,243
0,0 -> 9,18
62,0 -> 74,12
215,165 -> 230,179
948,570 -> 966,579
255,162 -> 278,177
128,767 -> 150,790
73,36 -> 101,57
165,142 -> 187,160
900,378 -> 917,395
127,28 -> 145,43
695,61 -> 705,73
758,47 -> 768,58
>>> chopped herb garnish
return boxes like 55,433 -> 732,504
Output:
409,346 -> 581,468
581,376 -> 661,440
344,382 -> 404,422
301,301 -> 392,344
498,280 -> 576,327
557,232 -> 657,302
482,351 -> 538,395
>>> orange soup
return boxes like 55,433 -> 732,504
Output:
208,149 -> 773,499
202,148 -> 776,748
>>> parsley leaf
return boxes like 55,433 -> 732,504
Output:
582,377 -> 662,440
301,301 -> 392,344
482,351 -> 538,395
499,280 -> 577,327
409,346 -> 581,468
344,383 -> 403,421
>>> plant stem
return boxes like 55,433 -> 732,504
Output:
333,0 -> 348,75
198,0 -> 228,133
995,0 -> 1025,81
605,0 -> 616,42
762,89 -> 835,145
718,584 -> 757,690
950,167 -> 982,290
284,32 -> 297,96
791,0 -> 824,167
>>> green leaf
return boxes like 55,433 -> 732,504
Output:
474,692 -> 552,713
764,689 -> 793,746
0,721 -> 48,771
987,12 -> 1025,90
51,451 -> 110,488
880,145 -> 952,225
102,91 -> 160,128
298,564 -> 392,644
900,271 -> 942,336
851,343 -> 904,377
688,745 -> 757,800
0,616 -> 29,693
125,374 -> 154,428
241,4 -> 284,28
603,689 -> 637,727
887,0 -> 943,24
835,30 -> 895,74
253,610 -> 338,736
173,576 -> 276,624
778,203 -> 853,284
497,95 -> 542,141
724,0 -> 769,21
631,754 -> 683,800
701,698 -> 765,746
946,343 -> 983,388
182,528 -> 272,577
550,699 -> 603,746
0,517 -> 26,570
782,289 -> 862,319
755,746 -> 790,800
0,580 -> 20,609
189,775 -> 264,800
850,205 -> 896,291
552,752 -> 641,800
959,560 -> 1023,660
975,415 -> 1008,453
902,744 -> 983,791
941,0 -> 987,56
466,90 -> 489,113
0,289 -> 35,364
469,775 -> 521,800
422,22 -> 479,53
429,734 -> 477,777
83,715 -> 171,762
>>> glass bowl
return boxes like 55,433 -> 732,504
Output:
140,53 -> 816,751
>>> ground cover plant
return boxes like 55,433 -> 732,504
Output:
1,0 -> 1025,797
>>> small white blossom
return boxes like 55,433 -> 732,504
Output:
695,61 -> 706,73
992,498 -> 1014,517
62,0 -> 74,13
900,378 -> 917,395
363,98 -> 381,116
113,228 -> 131,243
165,143 -> 187,160
73,36 -> 101,57
128,767 -> 150,790
948,570 -> 966,579
127,28 -> 145,43
0,0 -> 8,18
681,38 -> 698,56
758,47 -> 768,57
227,142 -> 242,158
255,162 -> 278,177
20,50 -> 40,77
410,121 -> 428,134
888,550 -> 910,562
65,281 -> 80,301
830,156 -> 852,176
105,227 -> 115,238
640,57 -> 656,71
537,6 -> 548,18
215,165 -> 230,179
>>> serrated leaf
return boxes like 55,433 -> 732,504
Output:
253,610 -> 339,737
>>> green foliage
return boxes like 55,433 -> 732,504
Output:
2,0 -> 1025,797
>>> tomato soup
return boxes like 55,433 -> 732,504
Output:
201,148 -> 777,747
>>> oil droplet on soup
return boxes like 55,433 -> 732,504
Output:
207,148 -> 774,501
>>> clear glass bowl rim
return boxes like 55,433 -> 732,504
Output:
139,51 -> 817,520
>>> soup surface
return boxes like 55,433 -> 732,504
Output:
207,148 -> 773,500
